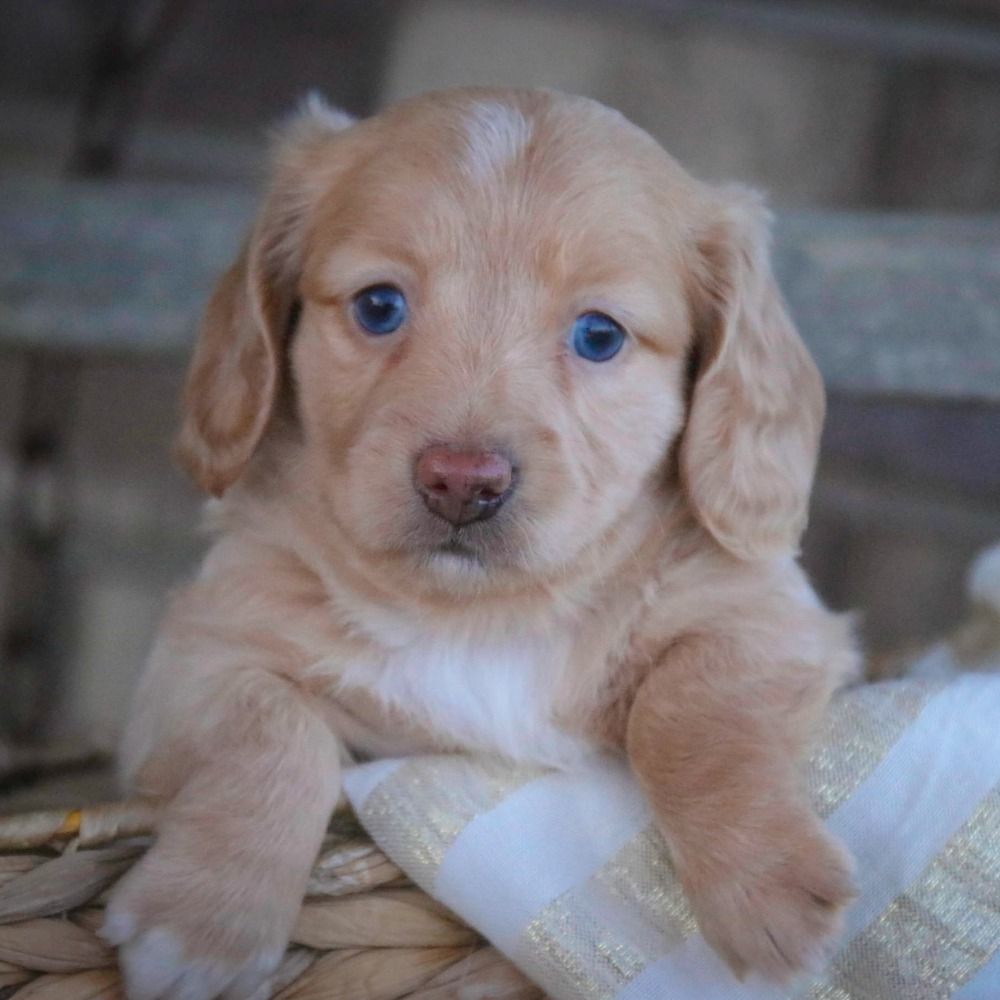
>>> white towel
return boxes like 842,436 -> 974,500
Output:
344,676 -> 1000,1000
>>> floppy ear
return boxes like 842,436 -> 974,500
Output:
681,187 -> 825,561
175,95 -> 355,496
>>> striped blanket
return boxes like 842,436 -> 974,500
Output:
344,676 -> 1000,999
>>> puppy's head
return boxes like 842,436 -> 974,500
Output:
177,88 -> 823,591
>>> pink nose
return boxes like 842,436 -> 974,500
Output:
414,446 -> 514,526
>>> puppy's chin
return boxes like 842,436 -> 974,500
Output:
414,528 -> 503,578
398,514 -> 530,593
420,543 -> 491,588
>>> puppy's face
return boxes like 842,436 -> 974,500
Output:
291,96 -> 691,583
178,89 -> 824,593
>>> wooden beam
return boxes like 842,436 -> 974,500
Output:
1,178 -> 998,403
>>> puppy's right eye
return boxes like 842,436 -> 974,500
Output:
571,311 -> 626,362
352,284 -> 408,335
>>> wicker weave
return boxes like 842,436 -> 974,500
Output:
0,800 -> 543,999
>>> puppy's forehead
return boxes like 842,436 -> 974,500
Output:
457,100 -> 534,182
308,91 -> 694,280
390,91 -> 674,194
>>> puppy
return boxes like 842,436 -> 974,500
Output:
104,87 -> 858,999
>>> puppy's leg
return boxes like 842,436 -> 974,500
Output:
103,665 -> 340,1000
625,635 -> 854,982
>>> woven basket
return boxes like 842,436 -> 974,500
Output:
0,800 -> 543,999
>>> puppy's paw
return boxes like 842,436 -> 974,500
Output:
101,843 -> 294,1000
687,819 -> 855,983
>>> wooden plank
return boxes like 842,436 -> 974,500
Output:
1,178 -> 998,402
552,0 -> 1000,67
0,178 -> 253,358
775,212 -> 1000,404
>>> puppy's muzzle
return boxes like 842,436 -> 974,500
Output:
414,446 -> 515,527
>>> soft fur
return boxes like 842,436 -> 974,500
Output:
104,87 -> 859,1000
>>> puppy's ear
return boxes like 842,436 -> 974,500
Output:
175,95 -> 355,496
681,187 -> 824,561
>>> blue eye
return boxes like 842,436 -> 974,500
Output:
571,312 -> 626,362
352,284 -> 408,335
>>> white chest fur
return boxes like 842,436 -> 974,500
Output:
336,628 -> 592,768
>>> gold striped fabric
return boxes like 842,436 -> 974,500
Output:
346,679 -> 1000,1000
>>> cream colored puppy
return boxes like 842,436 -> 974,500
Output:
103,88 -> 858,999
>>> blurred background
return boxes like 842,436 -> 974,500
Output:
1,0 -> 998,807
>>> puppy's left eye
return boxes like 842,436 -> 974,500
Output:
571,312 -> 626,362
352,284 -> 408,335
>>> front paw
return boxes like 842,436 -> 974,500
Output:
685,815 -> 855,983
101,841 -> 296,1000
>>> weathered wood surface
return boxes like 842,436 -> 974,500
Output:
1,178 -> 998,402
773,213 -> 1000,403
0,179 -> 254,361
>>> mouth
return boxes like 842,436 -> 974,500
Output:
401,504 -> 519,576
433,535 -> 486,566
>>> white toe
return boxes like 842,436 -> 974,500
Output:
99,908 -> 138,945
120,927 -> 185,1000
167,960 -> 235,1000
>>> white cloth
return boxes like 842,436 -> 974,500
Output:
344,677 -> 1000,1000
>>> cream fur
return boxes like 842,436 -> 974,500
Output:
335,626 -> 591,768
107,87 -> 858,999
459,99 -> 533,181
